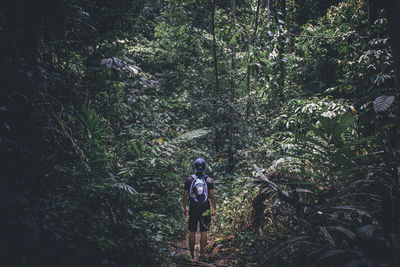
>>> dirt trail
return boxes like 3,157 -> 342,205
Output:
169,232 -> 235,267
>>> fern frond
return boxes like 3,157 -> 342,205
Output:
113,182 -> 138,195
171,127 -> 211,144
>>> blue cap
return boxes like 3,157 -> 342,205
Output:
194,158 -> 206,172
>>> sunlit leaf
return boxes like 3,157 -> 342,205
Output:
171,128 -> 211,144
332,112 -> 355,139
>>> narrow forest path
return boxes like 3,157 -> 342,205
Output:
169,231 -> 236,266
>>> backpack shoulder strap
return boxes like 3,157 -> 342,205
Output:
189,174 -> 197,199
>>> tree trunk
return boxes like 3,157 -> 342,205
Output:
211,0 -> 220,96
211,0 -> 222,153
367,0 -> 378,26
228,0 -> 236,172
276,0 -> 286,104
245,0 -> 261,119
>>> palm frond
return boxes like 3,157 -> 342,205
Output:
171,127 -> 211,144
113,182 -> 138,195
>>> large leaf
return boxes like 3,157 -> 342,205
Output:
357,224 -> 378,237
320,116 -> 337,133
332,112 -> 356,139
305,123 -> 329,141
373,95 -> 395,113
171,127 -> 211,144
327,226 -> 355,240
101,57 -> 124,70
320,226 -> 336,247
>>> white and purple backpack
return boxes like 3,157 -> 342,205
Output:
189,174 -> 208,206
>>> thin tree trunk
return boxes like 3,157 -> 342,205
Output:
228,0 -> 236,172
211,0 -> 221,153
211,0 -> 220,95
245,0 -> 261,119
367,0 -> 378,26
276,0 -> 286,104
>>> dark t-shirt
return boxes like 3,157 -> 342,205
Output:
184,174 -> 214,211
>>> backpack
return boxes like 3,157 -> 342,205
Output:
189,174 -> 208,206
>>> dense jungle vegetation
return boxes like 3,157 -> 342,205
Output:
1,0 -> 400,266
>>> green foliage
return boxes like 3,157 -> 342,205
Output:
2,0 -> 400,266
76,104 -> 109,177
289,112 -> 372,182
243,115 -> 393,265
218,1 -> 399,264
171,128 -> 212,144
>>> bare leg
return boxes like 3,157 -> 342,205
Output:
200,231 -> 207,256
189,231 -> 196,257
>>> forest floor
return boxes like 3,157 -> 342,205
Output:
169,231 -> 236,267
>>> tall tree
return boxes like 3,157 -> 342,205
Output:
245,0 -> 261,119
228,0 -> 236,172
211,0 -> 222,153
211,0 -> 220,95
275,0 -> 286,105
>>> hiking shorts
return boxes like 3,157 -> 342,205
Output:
188,208 -> 211,232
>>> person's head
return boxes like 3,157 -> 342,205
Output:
194,158 -> 206,174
